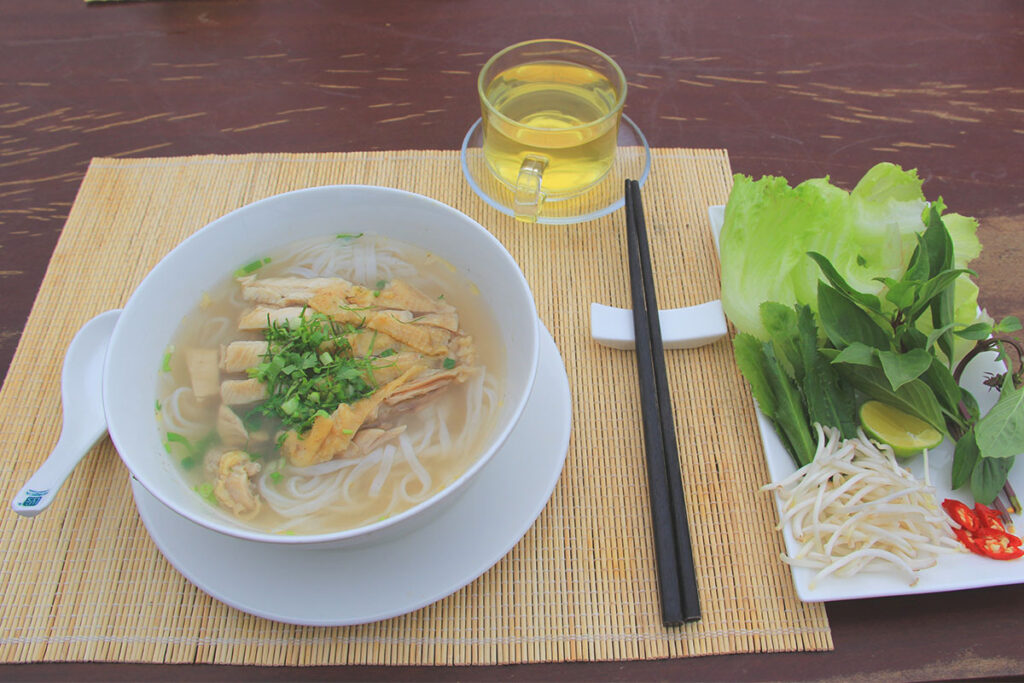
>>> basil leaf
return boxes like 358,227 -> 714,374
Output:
922,208 -> 957,361
951,428 -> 979,490
818,282 -> 891,350
878,348 -> 932,391
902,233 -> 931,284
921,356 -> 966,421
995,316 -> 1022,334
896,325 -> 929,353
959,386 -> 980,424
953,322 -> 993,341
905,268 -> 975,324
879,277 -> 917,311
925,322 -> 958,351
922,203 -> 954,276
831,341 -> 878,367
806,251 -> 882,314
971,455 -> 1015,506
974,376 -> 1024,459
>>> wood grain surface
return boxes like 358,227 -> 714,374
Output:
1,0 -> 1022,680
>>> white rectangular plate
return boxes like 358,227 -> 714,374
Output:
710,204 -> 1024,601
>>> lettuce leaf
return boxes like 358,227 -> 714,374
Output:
719,162 -> 985,360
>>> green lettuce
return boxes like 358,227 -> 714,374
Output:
719,162 -> 985,360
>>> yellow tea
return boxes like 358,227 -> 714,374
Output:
481,61 -> 621,198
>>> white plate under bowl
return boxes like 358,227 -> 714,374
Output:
710,204 -> 1024,601
132,324 -> 571,625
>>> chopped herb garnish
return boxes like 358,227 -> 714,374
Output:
372,279 -> 387,297
155,399 -> 162,413
161,347 -> 174,373
269,471 -> 283,484
336,232 -> 364,241
233,257 -> 272,278
164,430 -> 218,470
246,311 -> 379,435
194,482 -> 218,505
443,357 -> 456,370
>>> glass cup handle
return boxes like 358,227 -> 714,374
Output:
513,155 -> 548,223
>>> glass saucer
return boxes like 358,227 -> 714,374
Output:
460,114 -> 652,225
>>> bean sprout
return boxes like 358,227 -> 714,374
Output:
763,424 -> 962,588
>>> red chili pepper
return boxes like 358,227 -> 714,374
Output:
973,528 -> 1024,560
953,527 -> 984,556
943,499 -> 980,532
974,503 -> 1007,533
943,498 -> 1022,560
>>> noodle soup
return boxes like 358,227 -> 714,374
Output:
157,233 -> 505,535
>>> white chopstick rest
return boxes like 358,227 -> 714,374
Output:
590,299 -> 727,350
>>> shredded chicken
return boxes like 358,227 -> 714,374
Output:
212,450 -> 262,518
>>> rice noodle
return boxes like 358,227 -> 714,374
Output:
161,386 -> 207,436
763,425 -> 960,588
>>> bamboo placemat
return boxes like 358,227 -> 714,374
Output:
0,150 -> 831,665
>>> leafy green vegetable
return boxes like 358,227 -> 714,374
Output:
796,305 -> 858,438
732,302 -> 856,467
733,333 -> 777,421
723,164 -> 1024,503
761,342 -> 815,467
719,163 -> 985,356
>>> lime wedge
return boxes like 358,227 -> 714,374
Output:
859,400 -> 943,458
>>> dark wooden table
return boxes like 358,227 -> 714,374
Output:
2,1 -> 1022,680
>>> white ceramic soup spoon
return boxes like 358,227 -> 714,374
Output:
11,309 -> 120,517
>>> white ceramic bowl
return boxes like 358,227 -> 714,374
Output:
103,186 -> 539,548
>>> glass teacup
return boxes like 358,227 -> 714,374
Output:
477,39 -> 627,222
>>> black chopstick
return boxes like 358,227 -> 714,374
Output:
624,179 -> 701,625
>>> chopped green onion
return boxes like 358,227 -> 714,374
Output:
247,312 -> 377,435
336,232 -> 364,241
269,471 -> 283,484
233,257 -> 272,278
443,357 -> 456,370
165,431 -> 192,450
194,482 -> 218,505
161,347 -> 174,373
